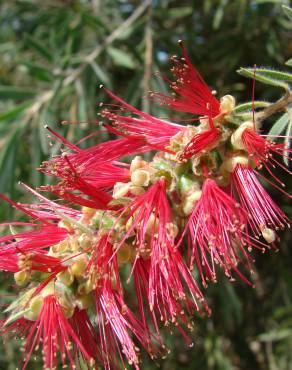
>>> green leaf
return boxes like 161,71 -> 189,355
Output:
19,61 -> 53,82
3,309 -> 30,327
259,328 -> 292,342
90,62 -> 111,86
268,112 -> 289,136
284,108 -> 292,166
253,68 -> 292,82
285,58 -> 292,67
0,86 -> 37,100
237,67 -> 290,90
0,101 -> 33,121
25,34 -> 53,62
282,5 -> 292,21
107,47 -> 135,69
234,101 -> 270,113
167,6 -> 193,18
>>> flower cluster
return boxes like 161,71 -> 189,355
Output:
0,44 -> 290,370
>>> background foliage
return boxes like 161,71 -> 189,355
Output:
0,1 -> 291,369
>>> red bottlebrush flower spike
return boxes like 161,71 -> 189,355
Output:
88,236 -> 160,369
113,179 -> 209,326
242,128 -> 292,175
231,164 -> 290,241
231,121 -> 292,181
151,42 -> 220,117
101,88 -> 181,152
178,123 -> 220,162
183,178 -> 264,286
2,295 -> 93,370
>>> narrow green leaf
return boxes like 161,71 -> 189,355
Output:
19,61 -> 53,82
90,62 -> 111,86
284,108 -> 292,166
268,112 -> 289,136
234,101 -> 270,113
25,34 -> 53,62
167,7 -> 193,18
252,68 -> 292,82
285,58 -> 292,67
259,328 -> 292,342
0,101 -> 32,121
0,86 -> 37,100
4,309 -> 30,327
237,67 -> 289,90
107,47 -> 135,69
282,5 -> 292,21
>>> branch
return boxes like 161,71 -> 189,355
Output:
142,4 -> 153,113
256,89 -> 292,125
63,0 -> 152,87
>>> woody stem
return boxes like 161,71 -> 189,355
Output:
255,89 -> 292,126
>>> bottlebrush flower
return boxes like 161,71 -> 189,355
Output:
100,87 -> 181,152
226,161 -> 290,242
182,178 -> 264,286
150,42 -> 221,117
1,293 -> 94,370
177,118 -> 221,162
231,120 -> 292,180
0,45 -> 290,370
111,179 -> 209,326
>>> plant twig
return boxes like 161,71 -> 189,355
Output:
256,90 -> 292,125
63,0 -> 152,87
142,3 -> 153,113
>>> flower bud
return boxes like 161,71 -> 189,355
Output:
131,169 -> 151,187
75,294 -> 92,310
222,155 -> 249,173
182,191 -> 202,216
57,270 -> 74,286
62,306 -> 75,319
78,234 -> 93,250
14,270 -> 30,286
130,156 -> 147,173
130,185 -> 145,196
24,295 -> 44,321
231,121 -> 254,150
70,255 -> 88,277
51,240 -> 68,254
220,95 -> 236,114
117,243 -> 133,265
41,281 -> 55,297
112,182 -> 131,199
78,279 -> 93,295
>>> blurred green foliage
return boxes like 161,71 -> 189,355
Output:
0,0 -> 292,369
